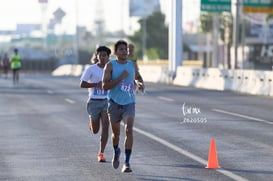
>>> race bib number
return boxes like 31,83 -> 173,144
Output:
120,82 -> 134,94
93,87 -> 107,96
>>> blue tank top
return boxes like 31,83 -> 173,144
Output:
108,60 -> 135,105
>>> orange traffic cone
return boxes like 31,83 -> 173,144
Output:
206,138 -> 220,169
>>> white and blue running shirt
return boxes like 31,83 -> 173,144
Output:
80,64 -> 107,99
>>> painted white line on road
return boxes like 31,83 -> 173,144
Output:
47,90 -> 54,94
133,126 -> 249,181
157,96 -> 174,102
212,109 -> 273,125
65,98 -> 75,104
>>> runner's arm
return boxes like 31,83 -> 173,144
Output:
80,80 -> 102,88
134,63 -> 145,91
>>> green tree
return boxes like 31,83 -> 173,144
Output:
199,12 -> 233,44
146,48 -> 159,60
199,12 -> 234,68
199,13 -> 213,34
128,11 -> 168,59
219,13 -> 233,44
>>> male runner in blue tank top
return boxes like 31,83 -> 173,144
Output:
102,40 -> 144,173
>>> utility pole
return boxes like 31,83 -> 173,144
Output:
212,13 -> 219,67
75,0 -> 79,64
142,17 -> 147,61
168,0 -> 183,80
233,0 -> 240,69
39,0 -> 48,50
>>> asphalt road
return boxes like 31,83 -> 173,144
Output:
0,74 -> 273,181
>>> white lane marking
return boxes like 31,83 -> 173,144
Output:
65,98 -> 75,104
47,90 -> 53,94
212,109 -> 273,125
133,126 -> 249,181
157,96 -> 174,102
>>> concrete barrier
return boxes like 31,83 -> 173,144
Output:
52,64 -> 84,76
265,71 -> 273,96
51,64 -> 273,97
138,65 -> 170,83
174,66 -> 273,97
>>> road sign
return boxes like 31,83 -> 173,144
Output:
243,0 -> 273,7
53,8 -> 66,23
243,0 -> 273,13
201,0 -> 231,13
38,0 -> 48,3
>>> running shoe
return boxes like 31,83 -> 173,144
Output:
122,163 -> 132,173
97,153 -> 106,162
112,148 -> 121,169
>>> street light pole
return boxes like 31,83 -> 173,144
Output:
168,0 -> 183,80
39,0 -> 48,50
142,17 -> 147,61
233,0 -> 240,69
75,0 -> 79,64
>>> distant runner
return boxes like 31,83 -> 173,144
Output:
10,48 -> 22,85
1,52 -> 9,79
